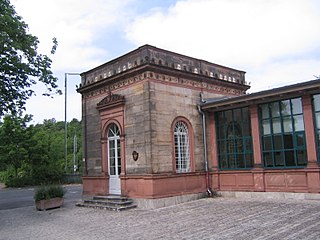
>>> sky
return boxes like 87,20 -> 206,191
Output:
11,0 -> 320,124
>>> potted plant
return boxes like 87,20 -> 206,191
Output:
34,185 -> 65,211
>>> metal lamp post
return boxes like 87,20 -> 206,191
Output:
64,73 -> 80,173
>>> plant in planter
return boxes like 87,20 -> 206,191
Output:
34,185 -> 65,211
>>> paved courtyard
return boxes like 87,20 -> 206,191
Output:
0,197 -> 320,240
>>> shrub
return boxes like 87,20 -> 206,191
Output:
31,165 -> 64,185
34,185 -> 65,201
6,176 -> 34,188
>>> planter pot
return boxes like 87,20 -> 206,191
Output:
35,197 -> 64,211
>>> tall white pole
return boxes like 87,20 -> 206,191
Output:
73,132 -> 77,173
64,73 -> 80,173
64,73 -> 67,172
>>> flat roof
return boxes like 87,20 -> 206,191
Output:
201,78 -> 320,111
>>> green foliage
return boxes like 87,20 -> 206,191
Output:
5,175 -> 33,188
34,185 -> 65,201
0,0 -> 60,116
0,115 -> 82,187
0,113 -> 32,177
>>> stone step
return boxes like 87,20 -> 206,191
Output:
76,195 -> 137,211
84,199 -> 134,207
76,202 -> 137,211
93,195 -> 130,202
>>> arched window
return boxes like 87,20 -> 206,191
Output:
174,121 -> 190,173
108,123 -> 121,176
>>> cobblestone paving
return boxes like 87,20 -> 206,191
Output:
1,197 -> 320,240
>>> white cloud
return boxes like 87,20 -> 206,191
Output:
7,0 -> 320,123
11,0 -> 135,122
13,0 -> 134,71
125,0 -> 320,91
248,59 -> 320,92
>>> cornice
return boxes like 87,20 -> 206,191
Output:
79,64 -> 249,99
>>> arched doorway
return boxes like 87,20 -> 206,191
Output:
107,123 -> 121,195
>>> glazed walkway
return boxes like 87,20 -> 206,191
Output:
1,197 -> 320,239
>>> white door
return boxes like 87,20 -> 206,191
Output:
108,124 -> 121,195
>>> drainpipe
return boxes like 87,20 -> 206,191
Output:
198,93 -> 213,197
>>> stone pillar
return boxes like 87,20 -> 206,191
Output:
120,134 -> 126,175
302,95 -> 318,166
207,113 -> 219,190
250,105 -> 265,192
101,138 -> 108,176
302,95 -> 320,193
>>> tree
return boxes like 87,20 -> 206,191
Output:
0,116 -> 82,186
0,113 -> 32,177
0,0 -> 61,116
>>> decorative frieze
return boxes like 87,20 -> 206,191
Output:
84,71 -> 243,99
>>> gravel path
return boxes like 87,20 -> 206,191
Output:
1,197 -> 320,240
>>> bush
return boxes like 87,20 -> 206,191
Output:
6,176 -> 34,188
34,185 -> 65,201
31,165 -> 64,185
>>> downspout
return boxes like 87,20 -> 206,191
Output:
81,75 -> 88,175
198,93 -> 213,197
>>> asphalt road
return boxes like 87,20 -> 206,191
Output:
0,184 -> 82,210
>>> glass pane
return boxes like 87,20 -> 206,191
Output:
260,104 -> 269,119
263,136 -> 272,151
218,140 -> 225,155
283,116 -> 293,133
296,133 -> 305,147
245,154 -> 253,168
274,152 -> 284,166
274,135 -> 283,150
242,107 -> 249,123
285,151 -> 295,166
227,139 -> 235,153
234,109 -> 242,123
317,131 -> 320,146
109,140 -> 115,149
217,112 -> 224,127
110,156 -> 115,175
263,152 -> 273,167
236,139 -> 244,152
271,102 -> 280,118
110,148 -> 115,157
293,115 -> 304,131
219,155 -> 228,168
108,123 -> 120,137
262,120 -> 271,135
225,110 -> 232,123
315,113 -> 320,129
110,166 -> 115,175
297,150 -> 307,165
236,154 -> 244,168
281,100 -> 291,116
291,98 -> 302,114
283,134 -> 294,149
243,122 -> 251,136
272,118 -> 281,134
313,94 -> 320,112
245,138 -> 252,151
228,154 -> 236,168
218,125 -> 225,139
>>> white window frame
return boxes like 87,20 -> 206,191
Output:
108,124 -> 121,176
174,121 -> 190,173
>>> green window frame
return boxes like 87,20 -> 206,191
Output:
259,97 -> 307,168
312,94 -> 320,163
216,107 -> 253,170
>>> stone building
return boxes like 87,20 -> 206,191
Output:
77,45 -> 320,207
